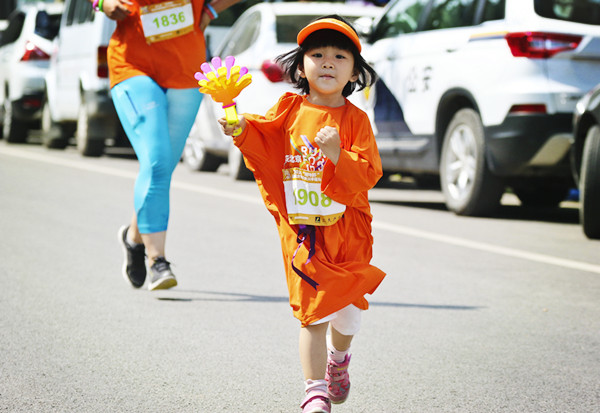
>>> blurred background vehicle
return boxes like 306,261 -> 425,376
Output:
41,0 -> 259,157
0,1 -> 62,143
42,0 -> 125,155
183,1 -> 383,180
571,84 -> 600,239
358,0 -> 600,216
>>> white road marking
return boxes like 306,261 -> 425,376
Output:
0,145 -> 262,205
3,145 -> 599,275
372,221 -> 600,274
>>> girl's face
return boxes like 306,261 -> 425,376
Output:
299,45 -> 358,107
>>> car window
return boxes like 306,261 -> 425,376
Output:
370,0 -> 430,41
65,0 -> 78,26
75,0 -> 95,24
221,11 -> 261,56
211,0 -> 261,28
1,10 -> 26,46
535,0 -> 600,25
480,0 -> 505,23
422,0 -> 478,30
276,15 -> 319,43
35,10 -> 61,40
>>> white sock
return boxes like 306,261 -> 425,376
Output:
327,335 -> 349,363
305,379 -> 328,395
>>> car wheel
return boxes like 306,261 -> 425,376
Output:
228,143 -> 254,181
3,98 -> 29,143
182,136 -> 222,172
76,95 -> 105,157
440,108 -> 504,216
580,125 -> 600,239
41,98 -> 68,149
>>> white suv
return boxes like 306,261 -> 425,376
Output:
42,0 -> 235,156
0,2 -> 62,143
42,0 -> 126,156
362,0 -> 600,216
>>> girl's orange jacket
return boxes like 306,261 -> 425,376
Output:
235,93 -> 386,326
107,0 -> 207,89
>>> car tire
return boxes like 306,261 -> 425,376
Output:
3,98 -> 29,143
182,136 -> 222,172
440,108 -> 504,216
76,95 -> 105,157
580,125 -> 600,239
41,98 -> 69,149
228,143 -> 254,181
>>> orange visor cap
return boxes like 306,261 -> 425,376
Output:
297,18 -> 362,53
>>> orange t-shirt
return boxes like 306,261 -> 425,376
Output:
107,0 -> 206,89
234,93 -> 386,326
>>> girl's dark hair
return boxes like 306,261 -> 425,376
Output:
276,15 -> 377,97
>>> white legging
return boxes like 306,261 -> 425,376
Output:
310,304 -> 362,336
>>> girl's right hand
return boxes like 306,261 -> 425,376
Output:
101,0 -> 134,21
219,116 -> 246,136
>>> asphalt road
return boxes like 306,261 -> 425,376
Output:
1,143 -> 599,413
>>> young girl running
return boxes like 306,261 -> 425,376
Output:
219,15 -> 386,413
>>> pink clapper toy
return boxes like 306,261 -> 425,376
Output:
194,56 -> 252,136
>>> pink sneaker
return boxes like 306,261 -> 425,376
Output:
325,353 -> 351,404
301,390 -> 331,413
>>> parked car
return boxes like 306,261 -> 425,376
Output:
43,0 -> 244,156
571,84 -> 600,239
203,0 -> 262,56
42,0 -> 128,156
183,1 -> 382,180
0,1 -> 62,143
357,0 -> 600,216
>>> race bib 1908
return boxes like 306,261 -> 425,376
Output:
139,0 -> 194,44
283,168 -> 345,226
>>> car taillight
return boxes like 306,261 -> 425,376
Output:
505,32 -> 582,59
509,104 -> 547,114
261,60 -> 284,83
21,40 -> 50,61
21,96 -> 42,109
97,46 -> 108,78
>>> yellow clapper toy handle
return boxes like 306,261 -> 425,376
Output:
194,56 -> 252,137
223,103 -> 241,136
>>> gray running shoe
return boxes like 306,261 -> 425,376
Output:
118,225 -> 146,288
149,257 -> 177,290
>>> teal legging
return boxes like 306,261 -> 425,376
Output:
112,76 -> 202,234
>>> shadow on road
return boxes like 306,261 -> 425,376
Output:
157,289 -> 288,303
370,301 -> 481,310
156,290 -> 482,311
492,204 -> 579,224
372,199 -> 448,212
371,199 -> 579,225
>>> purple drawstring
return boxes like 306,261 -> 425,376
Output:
291,224 -> 318,289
